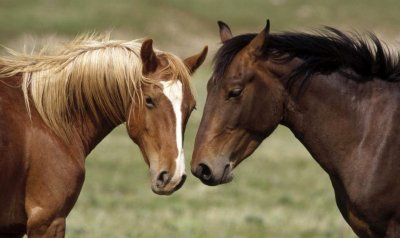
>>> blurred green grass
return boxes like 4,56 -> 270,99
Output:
1,0 -> 400,53
3,1 -> 399,237
2,0 -> 400,37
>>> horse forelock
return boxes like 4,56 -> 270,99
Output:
0,34 -> 193,141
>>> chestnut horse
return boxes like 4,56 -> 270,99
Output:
191,20 -> 400,237
0,35 -> 207,237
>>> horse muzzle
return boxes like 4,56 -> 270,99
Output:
191,160 -> 234,186
150,170 -> 187,195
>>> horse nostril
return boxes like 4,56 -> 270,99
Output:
156,171 -> 169,187
181,174 -> 187,182
174,174 -> 187,191
197,163 -> 212,181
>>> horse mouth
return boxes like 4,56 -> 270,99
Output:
220,164 -> 234,184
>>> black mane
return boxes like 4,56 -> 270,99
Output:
213,28 -> 400,83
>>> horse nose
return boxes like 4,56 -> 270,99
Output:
192,163 -> 215,185
156,171 -> 170,188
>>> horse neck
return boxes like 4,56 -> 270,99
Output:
280,71 -> 397,175
71,111 -> 122,156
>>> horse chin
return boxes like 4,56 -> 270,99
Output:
151,186 -> 175,195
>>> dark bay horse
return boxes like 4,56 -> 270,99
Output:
0,35 -> 207,237
191,20 -> 400,237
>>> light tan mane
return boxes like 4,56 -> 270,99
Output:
0,34 -> 192,140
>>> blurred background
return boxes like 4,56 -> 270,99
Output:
2,0 -> 399,237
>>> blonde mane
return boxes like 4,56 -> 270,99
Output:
0,34 -> 192,140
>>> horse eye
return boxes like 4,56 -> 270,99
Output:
228,88 -> 243,98
145,96 -> 155,108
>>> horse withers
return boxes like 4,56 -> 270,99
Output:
0,35 -> 207,237
191,20 -> 400,237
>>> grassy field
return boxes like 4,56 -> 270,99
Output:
2,1 -> 399,237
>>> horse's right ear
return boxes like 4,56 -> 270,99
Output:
140,39 -> 159,75
218,21 -> 233,43
248,19 -> 270,56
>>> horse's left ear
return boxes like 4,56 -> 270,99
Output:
140,39 -> 159,75
248,19 -> 270,56
218,21 -> 233,43
183,46 -> 208,74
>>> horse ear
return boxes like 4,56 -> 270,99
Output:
248,19 -> 270,56
218,21 -> 233,43
183,46 -> 208,74
140,39 -> 159,75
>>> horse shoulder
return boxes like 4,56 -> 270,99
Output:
0,76 -> 30,234
0,75 -> 86,235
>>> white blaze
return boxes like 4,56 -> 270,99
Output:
160,80 -> 185,181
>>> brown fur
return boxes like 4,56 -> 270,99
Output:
0,36 -> 207,237
192,21 -> 400,237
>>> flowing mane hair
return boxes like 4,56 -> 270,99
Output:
213,27 -> 400,84
0,34 -> 192,140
